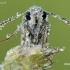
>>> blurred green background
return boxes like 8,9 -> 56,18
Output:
0,0 -> 70,70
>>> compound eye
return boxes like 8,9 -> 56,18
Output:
26,12 -> 31,20
42,11 -> 46,20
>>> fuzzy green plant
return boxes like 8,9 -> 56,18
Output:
0,44 -> 65,70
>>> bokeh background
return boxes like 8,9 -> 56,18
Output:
0,0 -> 70,70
